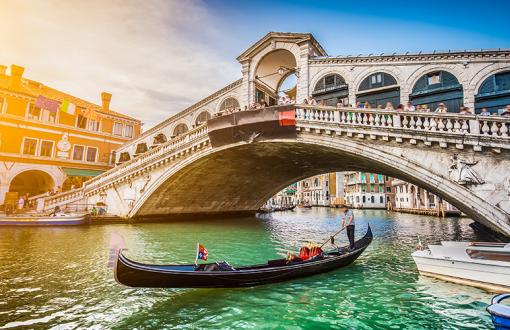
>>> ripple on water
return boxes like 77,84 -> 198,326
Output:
0,209 -> 496,329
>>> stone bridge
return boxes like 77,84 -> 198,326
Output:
39,105 -> 510,236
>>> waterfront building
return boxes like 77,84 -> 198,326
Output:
0,64 -> 142,204
329,172 -> 345,207
344,172 -> 388,209
295,174 -> 330,206
392,179 -> 460,216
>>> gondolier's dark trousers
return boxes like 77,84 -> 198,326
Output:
346,225 -> 355,250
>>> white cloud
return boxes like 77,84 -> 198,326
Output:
0,0 -> 240,129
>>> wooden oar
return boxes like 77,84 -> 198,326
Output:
319,226 -> 346,249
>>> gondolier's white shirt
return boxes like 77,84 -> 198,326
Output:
341,210 -> 354,226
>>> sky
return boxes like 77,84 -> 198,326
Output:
1,0 -> 509,129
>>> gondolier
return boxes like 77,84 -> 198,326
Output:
341,205 -> 355,250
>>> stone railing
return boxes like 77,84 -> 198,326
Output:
85,124 -> 209,192
35,188 -> 84,212
296,105 -> 510,149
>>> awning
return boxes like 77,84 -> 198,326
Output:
62,168 -> 105,177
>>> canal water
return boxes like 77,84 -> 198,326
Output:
0,208 -> 496,329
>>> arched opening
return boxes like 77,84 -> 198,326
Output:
173,123 -> 189,137
278,73 -> 298,100
135,142 -> 148,155
219,98 -> 240,113
475,70 -> 510,114
195,111 -> 211,126
356,72 -> 400,108
9,170 -> 54,197
255,49 -> 298,105
153,133 -> 167,145
313,74 -> 348,106
410,70 -> 463,112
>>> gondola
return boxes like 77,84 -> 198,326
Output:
114,225 -> 372,288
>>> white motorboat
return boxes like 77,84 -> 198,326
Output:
412,241 -> 510,292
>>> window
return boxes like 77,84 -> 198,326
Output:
22,138 -> 38,155
371,196 -> 375,203
124,124 -> 134,138
380,196 -> 384,203
195,111 -> 211,126
428,73 -> 441,85
114,122 -> 123,136
27,104 -> 41,120
219,97 -> 240,112
72,145 -> 85,161
76,114 -> 87,129
39,140 -> 54,157
87,119 -> 100,132
27,104 -> 57,123
386,187 -> 391,193
173,123 -> 188,136
362,196 -> 366,203
86,147 -> 98,162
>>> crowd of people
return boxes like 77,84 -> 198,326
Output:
219,93 -> 510,117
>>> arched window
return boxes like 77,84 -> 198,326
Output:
475,71 -> 510,114
314,74 -> 346,94
356,72 -> 400,108
358,72 -> 397,92
153,133 -> 167,145
173,123 -> 188,136
219,97 -> 240,112
195,111 -> 211,126
410,70 -> 463,112
312,74 -> 348,106
135,143 -> 148,154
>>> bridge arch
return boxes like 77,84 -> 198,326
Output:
128,137 -> 510,235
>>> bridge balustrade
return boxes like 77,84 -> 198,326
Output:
296,105 -> 510,139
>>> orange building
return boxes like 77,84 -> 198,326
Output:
0,64 -> 142,204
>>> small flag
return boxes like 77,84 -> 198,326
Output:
35,95 -> 59,113
60,99 -> 76,115
417,237 -> 423,251
195,243 -> 208,263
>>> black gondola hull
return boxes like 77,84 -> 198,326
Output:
115,225 -> 372,288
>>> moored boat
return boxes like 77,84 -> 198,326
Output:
487,294 -> 510,330
0,213 -> 90,226
114,225 -> 373,288
412,241 -> 510,292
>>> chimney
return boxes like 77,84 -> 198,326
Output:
0,65 -> 7,75
101,92 -> 112,112
10,65 -> 24,90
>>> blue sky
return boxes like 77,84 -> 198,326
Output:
206,0 -> 510,57
2,0 -> 509,129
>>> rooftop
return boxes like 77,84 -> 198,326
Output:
0,66 -> 141,123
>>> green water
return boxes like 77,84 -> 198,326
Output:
0,208 -> 496,329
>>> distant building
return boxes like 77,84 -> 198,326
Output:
344,172 -> 388,209
296,174 -> 330,206
0,64 -> 142,204
392,179 -> 460,216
